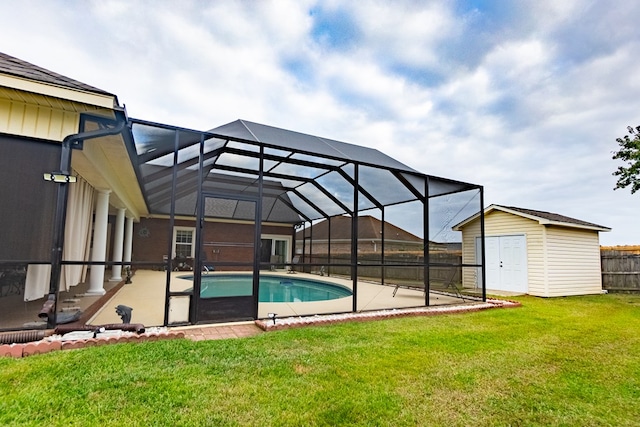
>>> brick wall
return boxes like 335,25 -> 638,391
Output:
132,218 -> 293,269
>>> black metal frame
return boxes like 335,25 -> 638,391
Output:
2,115 -> 485,330
123,117 -> 486,324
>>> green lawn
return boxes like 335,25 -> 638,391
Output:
1,294 -> 640,426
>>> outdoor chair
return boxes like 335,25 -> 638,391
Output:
287,255 -> 300,274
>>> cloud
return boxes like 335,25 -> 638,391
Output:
0,0 -> 638,244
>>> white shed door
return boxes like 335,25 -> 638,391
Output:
477,235 -> 527,293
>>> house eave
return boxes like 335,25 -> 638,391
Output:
0,74 -> 117,109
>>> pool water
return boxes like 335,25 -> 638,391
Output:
189,274 -> 352,302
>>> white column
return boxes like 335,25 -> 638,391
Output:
87,189 -> 110,295
123,216 -> 134,283
110,208 -> 126,281
123,215 -> 134,264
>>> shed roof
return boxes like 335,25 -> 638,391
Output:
453,204 -> 611,232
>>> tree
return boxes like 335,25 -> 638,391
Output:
613,125 -> 640,194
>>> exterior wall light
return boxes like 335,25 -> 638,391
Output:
44,173 -> 77,183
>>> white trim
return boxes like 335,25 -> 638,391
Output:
173,226 -> 196,258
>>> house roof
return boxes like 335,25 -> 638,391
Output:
0,52 -> 118,109
296,215 -> 423,242
0,52 -> 114,96
0,52 -> 145,218
453,204 -> 611,232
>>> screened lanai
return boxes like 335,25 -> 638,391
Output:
121,118 -> 487,326
0,50 -> 484,332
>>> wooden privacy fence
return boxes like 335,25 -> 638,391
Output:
601,247 -> 640,293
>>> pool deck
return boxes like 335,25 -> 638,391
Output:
88,269 -> 470,327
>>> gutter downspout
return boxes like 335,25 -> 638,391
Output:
44,120 -> 127,328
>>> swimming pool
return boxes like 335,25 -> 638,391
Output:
183,274 -> 352,303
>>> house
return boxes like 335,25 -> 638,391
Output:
296,215 -> 425,255
453,205 -> 610,297
0,51 -> 484,329
0,52 -> 142,302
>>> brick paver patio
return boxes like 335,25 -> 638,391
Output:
179,323 -> 263,341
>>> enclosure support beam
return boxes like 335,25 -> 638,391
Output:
252,146 -> 264,318
327,217 -> 332,277
424,177 -> 430,307
165,130 -> 182,326
381,207 -> 386,287
46,119 -> 125,327
352,164 -> 359,313
479,186 -> 487,302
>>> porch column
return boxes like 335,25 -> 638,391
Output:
123,215 -> 134,265
87,189 -> 110,295
110,207 -> 126,281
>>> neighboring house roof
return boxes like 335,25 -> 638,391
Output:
453,204 -> 611,232
297,215 -> 423,242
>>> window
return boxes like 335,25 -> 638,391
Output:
274,239 -> 287,263
173,227 -> 195,258
261,234 -> 291,265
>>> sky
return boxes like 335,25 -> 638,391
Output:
0,0 -> 638,245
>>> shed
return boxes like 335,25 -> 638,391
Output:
453,205 -> 611,297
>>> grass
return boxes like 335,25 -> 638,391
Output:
1,294 -> 640,426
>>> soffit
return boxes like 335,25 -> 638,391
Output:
0,84 -> 113,113
72,132 -> 148,220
